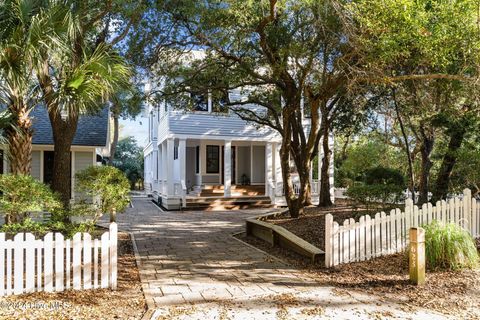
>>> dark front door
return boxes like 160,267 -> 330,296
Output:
43,151 -> 55,185
43,151 -> 72,189
221,146 -> 236,185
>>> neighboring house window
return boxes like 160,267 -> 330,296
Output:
212,91 -> 229,113
191,92 -> 208,112
195,146 -> 200,174
206,145 -> 220,174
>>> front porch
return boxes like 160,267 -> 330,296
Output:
152,137 -> 325,210
153,138 -> 280,209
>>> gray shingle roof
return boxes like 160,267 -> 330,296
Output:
31,106 -> 109,147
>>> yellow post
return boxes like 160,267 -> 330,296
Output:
409,227 -> 425,285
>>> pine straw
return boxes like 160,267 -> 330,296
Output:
0,232 -> 146,320
241,202 -> 480,319
269,203 -> 369,250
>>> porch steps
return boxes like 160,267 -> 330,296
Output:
199,185 -> 265,197
184,195 -> 273,211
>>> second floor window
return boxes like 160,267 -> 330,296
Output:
191,91 -> 208,112
174,146 -> 178,160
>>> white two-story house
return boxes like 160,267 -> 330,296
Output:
143,88 -> 334,210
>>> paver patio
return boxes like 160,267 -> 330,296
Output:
113,198 -> 448,319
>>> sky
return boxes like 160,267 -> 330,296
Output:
120,116 -> 149,148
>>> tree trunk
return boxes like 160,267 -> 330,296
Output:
281,144 -> 302,218
432,127 -> 466,202
303,178 -> 312,206
108,109 -> 119,166
49,113 -> 78,210
418,130 -> 434,205
319,119 -> 333,207
393,90 -> 415,203
281,109 -> 303,218
6,104 -> 33,175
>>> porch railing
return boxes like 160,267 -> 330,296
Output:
272,180 -> 320,197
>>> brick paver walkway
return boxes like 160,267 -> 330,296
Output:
115,198 -> 447,320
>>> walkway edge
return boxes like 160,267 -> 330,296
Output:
129,231 -> 156,320
230,231 -> 290,267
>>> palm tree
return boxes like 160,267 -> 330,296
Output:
35,2 -> 131,207
0,0 -> 65,174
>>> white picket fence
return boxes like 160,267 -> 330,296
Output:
0,223 -> 117,296
325,189 -> 479,267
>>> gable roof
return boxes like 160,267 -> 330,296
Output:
31,106 -> 109,147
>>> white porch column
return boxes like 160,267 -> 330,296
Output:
179,138 -> 186,184
166,138 -> 174,196
274,143 -> 282,183
158,144 -> 162,180
153,150 -> 158,181
329,131 -> 335,203
224,140 -> 232,197
318,144 -> 322,201
250,142 -> 253,184
158,144 -> 163,193
162,141 -> 167,194
265,143 -> 273,195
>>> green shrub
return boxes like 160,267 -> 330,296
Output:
424,220 -> 479,270
346,183 -> 404,213
0,174 -> 61,224
76,166 -> 130,222
45,220 -> 96,238
364,166 -> 405,187
0,218 -> 48,236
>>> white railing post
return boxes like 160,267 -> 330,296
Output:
463,188 -> 472,233
325,214 -> 334,267
109,223 -> 118,290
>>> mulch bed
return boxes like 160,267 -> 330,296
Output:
240,203 -> 480,319
268,202 -> 368,250
0,232 -> 146,320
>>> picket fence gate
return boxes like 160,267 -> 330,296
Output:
0,223 -> 117,296
325,189 -> 479,267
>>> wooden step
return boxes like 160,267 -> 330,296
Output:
203,185 -> 265,190
186,196 -> 270,203
184,195 -> 273,211
184,203 -> 275,211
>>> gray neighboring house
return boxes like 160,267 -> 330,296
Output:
1,107 -> 111,199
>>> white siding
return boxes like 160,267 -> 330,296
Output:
158,113 -> 169,142
31,151 -> 41,180
74,152 -> 94,173
252,146 -> 265,184
73,152 -> 94,201
168,111 -> 276,139
236,146 -> 251,183
186,147 -> 196,188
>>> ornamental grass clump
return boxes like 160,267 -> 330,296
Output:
424,220 -> 479,270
